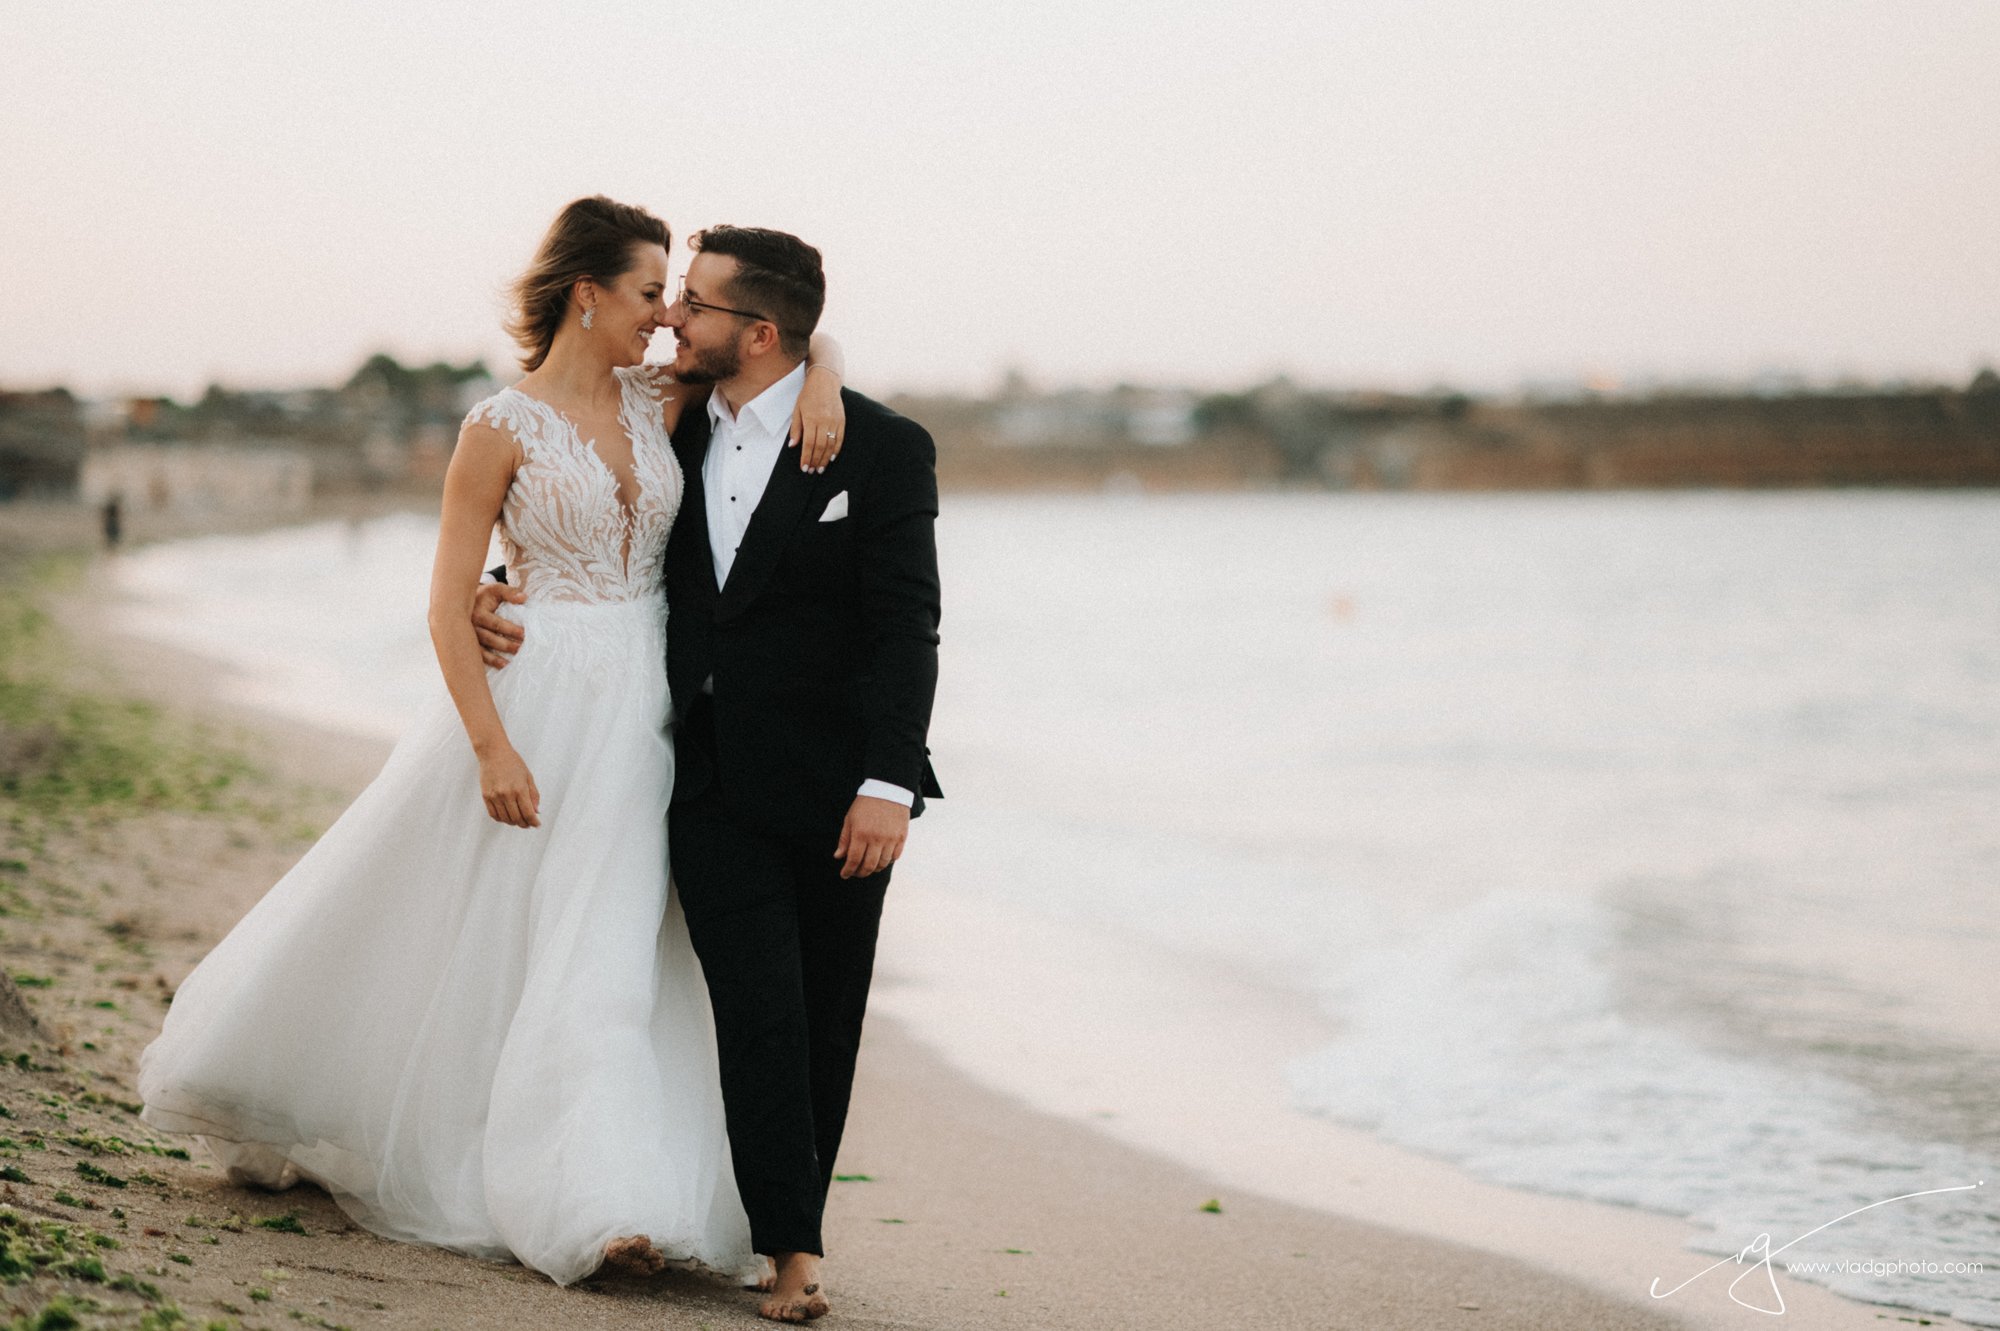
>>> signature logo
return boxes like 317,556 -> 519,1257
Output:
1649,1181 -> 1983,1315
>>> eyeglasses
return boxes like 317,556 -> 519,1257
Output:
676,279 -> 767,323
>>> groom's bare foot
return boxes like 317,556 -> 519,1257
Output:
601,1234 -> 667,1278
758,1251 -> 830,1322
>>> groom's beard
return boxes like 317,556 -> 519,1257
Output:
672,337 -> 743,386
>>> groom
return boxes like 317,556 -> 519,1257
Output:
480,225 -> 941,1322
663,224 -> 941,1321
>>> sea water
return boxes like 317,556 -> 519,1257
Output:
111,491 -> 2000,1325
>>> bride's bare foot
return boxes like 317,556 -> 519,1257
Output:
744,1254 -> 777,1292
601,1234 -> 667,1278
758,1251 -> 830,1322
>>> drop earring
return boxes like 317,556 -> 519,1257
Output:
582,307 -> 595,330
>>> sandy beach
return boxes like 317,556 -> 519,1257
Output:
0,529 -> 1968,1329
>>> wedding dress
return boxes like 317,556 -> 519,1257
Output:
138,365 -> 754,1286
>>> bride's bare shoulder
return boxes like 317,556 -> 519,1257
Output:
636,364 -> 710,433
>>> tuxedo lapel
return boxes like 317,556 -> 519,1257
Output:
718,447 -> 824,622
670,410 -> 721,602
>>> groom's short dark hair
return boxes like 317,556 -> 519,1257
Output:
691,226 -> 825,359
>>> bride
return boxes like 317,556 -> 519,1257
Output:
137,196 -> 846,1292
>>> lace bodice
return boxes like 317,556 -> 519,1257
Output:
464,366 -> 682,605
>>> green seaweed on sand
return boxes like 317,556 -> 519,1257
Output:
0,1210 -> 127,1284
4,1294 -> 97,1330
59,1131 -> 187,1160
0,559 -> 256,822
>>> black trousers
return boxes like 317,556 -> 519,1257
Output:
668,782 -> 889,1258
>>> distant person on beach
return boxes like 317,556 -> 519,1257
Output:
134,196 -> 942,1325
100,495 -> 122,549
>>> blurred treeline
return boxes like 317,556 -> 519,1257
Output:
5,359 -> 2000,506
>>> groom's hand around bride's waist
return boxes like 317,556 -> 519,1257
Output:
835,796 -> 909,879
472,582 -> 527,669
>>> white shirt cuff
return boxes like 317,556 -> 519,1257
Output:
856,779 -> 915,807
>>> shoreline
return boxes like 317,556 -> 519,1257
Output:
66,545 -> 1975,1329
872,885 -> 1964,1330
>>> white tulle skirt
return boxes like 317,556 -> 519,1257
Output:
137,596 -> 754,1286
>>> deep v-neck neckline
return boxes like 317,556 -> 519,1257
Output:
507,384 -> 646,520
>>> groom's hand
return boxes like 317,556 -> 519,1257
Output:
471,583 -> 526,669
835,796 -> 909,879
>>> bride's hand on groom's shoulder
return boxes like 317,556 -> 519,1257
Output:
791,366 -> 846,473
471,583 -> 526,669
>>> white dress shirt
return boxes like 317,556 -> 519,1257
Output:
701,363 -> 915,810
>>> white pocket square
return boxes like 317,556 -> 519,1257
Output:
818,491 -> 849,522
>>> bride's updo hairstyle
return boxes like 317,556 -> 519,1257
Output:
506,196 -> 670,371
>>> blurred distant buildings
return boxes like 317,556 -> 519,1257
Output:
986,371 -> 1198,448
4,361 -> 1999,515
0,388 -> 85,499
0,354 -> 492,519
899,368 -> 2000,492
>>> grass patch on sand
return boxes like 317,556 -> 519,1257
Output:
0,559 -> 254,827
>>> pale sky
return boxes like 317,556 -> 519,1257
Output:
3,0 -> 1997,399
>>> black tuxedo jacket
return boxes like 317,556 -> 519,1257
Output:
665,385 -> 942,836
